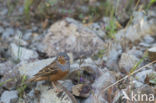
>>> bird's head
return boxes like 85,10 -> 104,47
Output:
56,52 -> 70,71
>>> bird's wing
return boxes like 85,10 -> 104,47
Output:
34,62 -> 59,77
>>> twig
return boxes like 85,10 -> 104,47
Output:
97,60 -> 156,97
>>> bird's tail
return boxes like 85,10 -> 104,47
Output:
26,77 -> 36,82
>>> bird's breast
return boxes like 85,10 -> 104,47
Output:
49,70 -> 69,81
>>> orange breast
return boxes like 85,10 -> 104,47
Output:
49,70 -> 69,81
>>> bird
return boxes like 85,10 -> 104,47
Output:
28,52 -> 70,91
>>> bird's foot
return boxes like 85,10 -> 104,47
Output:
52,82 -> 63,93
54,87 -> 63,93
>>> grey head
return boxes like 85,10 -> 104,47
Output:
56,52 -> 70,71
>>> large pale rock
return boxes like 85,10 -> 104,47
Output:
119,53 -> 139,73
43,18 -> 105,58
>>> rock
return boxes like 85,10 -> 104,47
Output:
0,26 -> 4,34
139,42 -> 151,48
82,57 -> 94,64
102,17 -> 111,28
105,43 -> 122,71
0,68 -> 20,90
92,70 -> 116,91
23,32 -> 32,41
143,35 -> 154,44
135,69 -> 153,83
112,0 -> 134,24
19,89 -> 39,103
17,58 -> 55,78
132,11 -> 145,24
89,23 -> 106,39
132,80 -> 143,88
145,72 -> 156,85
0,61 -> 19,90
83,70 -> 116,103
0,90 -> 18,103
69,66 -> 97,85
2,28 -> 14,40
72,84 -> 91,98
127,47 -> 143,58
115,12 -> 156,43
0,8 -> 8,16
119,53 -> 139,73
10,43 -> 38,61
13,30 -> 28,46
148,46 -> 156,61
43,18 -> 105,58
62,80 -> 74,92
0,61 -> 14,76
36,85 -> 76,103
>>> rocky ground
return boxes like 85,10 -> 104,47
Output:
0,0 -> 156,103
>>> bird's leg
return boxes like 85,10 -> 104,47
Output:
47,76 -> 53,90
52,81 -> 62,93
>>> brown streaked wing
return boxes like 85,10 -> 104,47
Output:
34,62 -> 58,77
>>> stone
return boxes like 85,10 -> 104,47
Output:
0,90 -> 18,103
17,58 -> 55,78
112,0 -> 134,24
10,43 -> 38,61
0,8 -> 8,16
135,69 -> 153,83
72,84 -> 91,98
132,80 -> 143,88
69,66 -> 97,85
0,26 -> 4,34
92,71 -> 116,91
89,23 -> 106,39
132,11 -> 145,24
83,70 -> 116,103
148,46 -> 156,61
105,43 -> 122,71
119,53 -> 139,73
36,85 -> 76,103
23,32 -> 32,41
0,68 -> 20,90
2,28 -> 14,40
115,12 -> 156,43
0,61 -> 14,76
13,31 -> 28,46
0,61 -> 19,90
43,18 -> 105,59
143,35 -> 154,44
61,80 -> 74,92
139,42 -> 151,47
127,47 -> 143,58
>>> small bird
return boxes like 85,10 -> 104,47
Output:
28,52 -> 70,91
